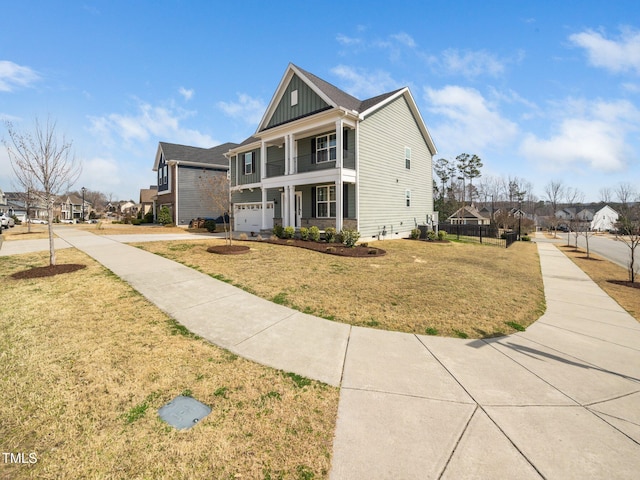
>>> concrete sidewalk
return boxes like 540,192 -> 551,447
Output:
29,229 -> 640,478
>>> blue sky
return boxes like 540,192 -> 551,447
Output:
1,0 -> 639,202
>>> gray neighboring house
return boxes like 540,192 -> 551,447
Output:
227,63 -> 437,239
152,142 -> 238,226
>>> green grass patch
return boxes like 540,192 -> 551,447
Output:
505,321 -> 526,332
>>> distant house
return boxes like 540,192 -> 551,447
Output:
139,186 -> 157,217
57,194 -> 91,221
227,63 -> 437,238
447,205 -> 490,225
591,205 -> 619,232
119,201 -> 138,216
152,142 -> 238,226
576,209 -> 594,222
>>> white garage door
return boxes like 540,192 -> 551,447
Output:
233,202 -> 274,232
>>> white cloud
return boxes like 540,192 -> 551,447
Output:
519,98 -> 640,172
390,32 -> 416,48
336,34 -> 362,46
569,27 -> 640,74
217,93 -> 266,125
439,49 -> 506,78
331,65 -> 401,98
179,87 -> 194,101
88,100 -> 217,148
0,61 -> 40,92
425,85 -> 518,152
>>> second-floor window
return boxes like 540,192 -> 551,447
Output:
316,134 -> 336,163
405,147 -> 411,169
244,152 -> 255,175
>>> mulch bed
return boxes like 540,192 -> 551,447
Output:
206,245 -> 251,255
11,264 -> 87,279
261,239 -> 386,257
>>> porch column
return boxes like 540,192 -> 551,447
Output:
336,119 -> 344,232
261,187 -> 267,229
282,187 -> 289,227
284,134 -> 290,175
288,185 -> 296,227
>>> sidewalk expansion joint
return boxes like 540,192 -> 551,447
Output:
339,386 -> 477,405
231,311 -> 298,347
437,405 -> 479,480
585,389 -> 640,408
337,325 -> 352,387
536,322 -> 640,353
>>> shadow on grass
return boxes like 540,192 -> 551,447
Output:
607,280 -> 640,290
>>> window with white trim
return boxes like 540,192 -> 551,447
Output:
405,190 -> 411,207
316,185 -> 336,218
243,152 -> 254,175
316,133 -> 337,163
405,147 -> 411,169
291,89 -> 298,106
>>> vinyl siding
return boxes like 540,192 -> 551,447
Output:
266,74 -> 330,129
177,166 -> 227,226
358,96 -> 433,239
234,149 -> 261,185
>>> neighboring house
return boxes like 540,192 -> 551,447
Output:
57,194 -> 91,221
152,141 -> 238,226
139,186 -> 157,217
119,201 -> 138,216
555,208 -> 576,221
591,205 -> 619,232
227,63 -> 437,238
576,209 -> 594,222
447,205 -> 490,225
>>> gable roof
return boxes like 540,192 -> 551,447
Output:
448,205 -> 488,220
154,141 -> 238,171
139,187 -> 157,204
253,63 -> 436,154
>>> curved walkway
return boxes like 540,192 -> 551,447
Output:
13,229 -> 640,478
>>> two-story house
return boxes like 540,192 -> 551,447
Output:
152,142 -> 238,226
227,63 -> 437,239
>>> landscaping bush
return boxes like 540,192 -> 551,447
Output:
273,224 -> 284,238
238,233 -> 248,241
437,230 -> 447,241
204,219 -> 217,233
426,230 -> 437,241
308,225 -> 320,242
299,226 -> 309,241
130,219 -> 143,225
325,227 -> 337,243
340,228 -> 360,248
144,211 -> 154,223
410,228 -> 421,240
521,235 -> 531,241
158,206 -> 172,225
283,226 -> 295,239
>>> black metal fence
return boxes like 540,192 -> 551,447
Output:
438,223 -> 518,248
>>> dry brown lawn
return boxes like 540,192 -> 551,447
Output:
558,244 -> 640,322
0,249 -> 338,480
135,238 -> 546,338
1,224 -> 52,240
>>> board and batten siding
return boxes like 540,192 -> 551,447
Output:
266,74 -> 330,129
177,167 -> 227,226
358,95 -> 433,239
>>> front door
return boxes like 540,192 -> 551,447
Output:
295,192 -> 302,228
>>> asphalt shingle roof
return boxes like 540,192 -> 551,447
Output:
160,141 -> 239,166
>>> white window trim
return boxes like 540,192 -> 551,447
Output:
316,185 -> 336,218
291,89 -> 298,106
316,133 -> 337,163
244,152 -> 254,175
405,146 -> 411,169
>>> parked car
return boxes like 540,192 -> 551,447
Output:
1,214 -> 16,229
28,218 -> 48,224
60,218 -> 76,224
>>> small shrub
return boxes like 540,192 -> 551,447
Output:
203,219 -> 217,232
273,224 -> 284,238
437,230 -> 447,241
326,246 -> 336,253
130,219 -> 142,226
521,235 -> 531,242
238,233 -> 248,241
143,211 -> 154,223
283,226 -> 295,239
340,228 -> 360,248
158,206 -> 172,225
256,234 -> 263,241
270,235 -> 278,241
308,225 -> 320,242
299,226 -> 309,241
325,227 -> 337,243
426,230 -> 437,241
410,228 -> 421,240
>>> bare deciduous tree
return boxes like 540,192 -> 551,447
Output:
544,180 -> 565,236
199,170 -> 232,245
3,118 -> 81,265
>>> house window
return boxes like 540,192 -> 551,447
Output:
405,147 -> 411,169
316,185 -> 336,218
291,89 -> 298,106
244,152 -> 254,175
406,190 -> 411,207
316,134 -> 337,163
163,165 -> 168,184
